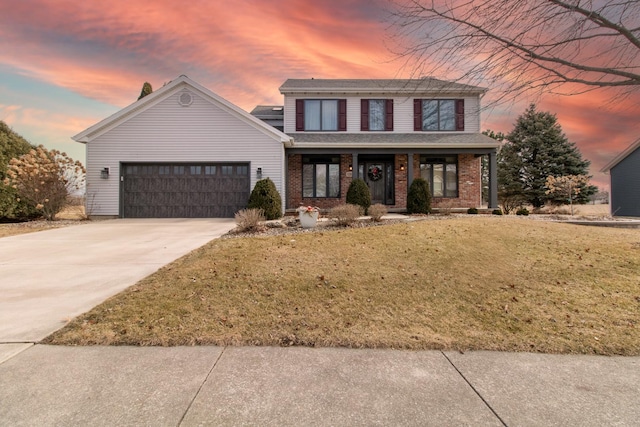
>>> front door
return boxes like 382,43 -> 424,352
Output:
360,160 -> 394,205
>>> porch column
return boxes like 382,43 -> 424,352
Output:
352,153 -> 359,179
407,152 -> 414,186
488,150 -> 498,209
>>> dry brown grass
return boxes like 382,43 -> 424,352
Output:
45,217 -> 640,355
0,206 -> 86,238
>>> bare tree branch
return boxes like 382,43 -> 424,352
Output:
387,0 -> 640,103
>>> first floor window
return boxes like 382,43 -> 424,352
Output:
302,156 -> 340,198
420,156 -> 458,197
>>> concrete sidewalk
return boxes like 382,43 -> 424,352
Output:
0,345 -> 638,426
0,219 -> 235,343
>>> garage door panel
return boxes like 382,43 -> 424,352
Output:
122,162 -> 249,218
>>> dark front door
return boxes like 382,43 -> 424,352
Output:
360,160 -> 394,205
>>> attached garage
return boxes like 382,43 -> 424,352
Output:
73,75 -> 289,218
122,163 -> 249,218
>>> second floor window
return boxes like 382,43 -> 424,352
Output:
414,99 -> 465,131
296,99 -> 347,131
361,99 -> 393,131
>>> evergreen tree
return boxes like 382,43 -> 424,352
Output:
0,121 -> 37,220
501,104 -> 595,208
137,82 -> 153,100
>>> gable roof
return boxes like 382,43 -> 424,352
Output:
73,75 -> 291,143
279,78 -> 487,95
601,137 -> 640,172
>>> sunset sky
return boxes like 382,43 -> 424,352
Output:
1,0 -> 638,190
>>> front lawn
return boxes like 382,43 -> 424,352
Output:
44,217 -> 640,355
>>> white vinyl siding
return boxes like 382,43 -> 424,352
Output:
284,95 -> 480,133
86,89 -> 285,216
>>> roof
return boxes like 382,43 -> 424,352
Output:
601,137 -> 640,172
279,78 -> 487,95
287,133 -> 500,149
250,105 -> 284,119
73,76 -> 291,144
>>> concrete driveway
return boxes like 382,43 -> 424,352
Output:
0,219 -> 235,343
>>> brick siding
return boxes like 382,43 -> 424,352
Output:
287,153 -> 481,211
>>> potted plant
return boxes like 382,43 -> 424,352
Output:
297,205 -> 320,228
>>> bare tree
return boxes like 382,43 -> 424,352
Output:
388,1 -> 640,102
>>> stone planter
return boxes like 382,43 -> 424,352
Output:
299,211 -> 319,228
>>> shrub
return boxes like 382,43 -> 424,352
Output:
492,209 -> 503,215
3,145 -> 85,221
516,207 -> 530,216
329,204 -> 362,226
234,208 -> 265,232
346,179 -> 371,214
407,178 -> 431,214
467,207 -> 479,214
247,178 -> 282,220
368,203 -> 387,222
438,199 -> 454,215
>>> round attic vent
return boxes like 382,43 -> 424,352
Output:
178,91 -> 193,107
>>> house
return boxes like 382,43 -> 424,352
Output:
75,75 -> 499,218
600,137 -> 640,217
73,75 -> 290,218
277,79 -> 499,211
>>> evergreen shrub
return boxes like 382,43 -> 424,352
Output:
407,178 -> 431,214
346,179 -> 371,214
247,178 -> 282,220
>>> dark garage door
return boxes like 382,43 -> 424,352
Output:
122,163 -> 249,218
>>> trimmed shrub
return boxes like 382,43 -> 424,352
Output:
247,178 -> 282,220
516,207 -> 530,216
329,204 -> 361,226
492,209 -> 503,215
407,178 -> 431,214
346,179 -> 371,214
234,208 -> 265,232
467,207 -> 479,215
368,203 -> 387,222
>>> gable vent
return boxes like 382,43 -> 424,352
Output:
178,91 -> 193,107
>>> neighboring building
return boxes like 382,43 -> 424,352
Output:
249,105 -> 284,131
278,79 -> 499,211
601,137 -> 640,217
73,75 -> 290,218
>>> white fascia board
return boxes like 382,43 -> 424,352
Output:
287,142 -> 500,149
600,137 -> 640,172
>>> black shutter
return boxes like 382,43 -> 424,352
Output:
413,99 -> 422,131
338,99 -> 347,131
296,99 -> 304,131
385,99 -> 394,131
455,99 -> 465,131
361,99 -> 369,131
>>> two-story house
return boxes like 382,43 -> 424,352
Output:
73,75 -> 498,218
278,79 -> 499,212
